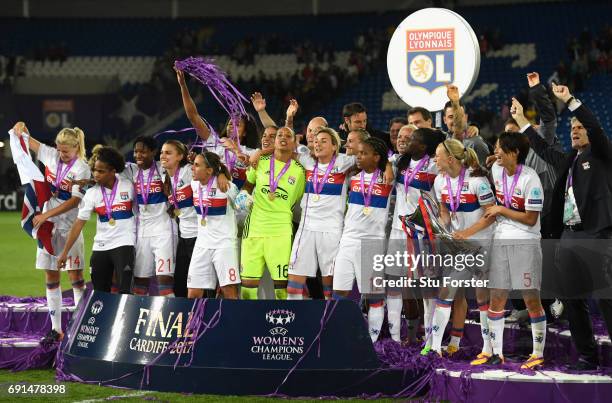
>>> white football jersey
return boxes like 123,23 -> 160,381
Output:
191,178 -> 239,249
38,144 -> 91,231
165,164 -> 197,239
491,163 -> 543,239
297,153 -> 355,233
123,161 -> 172,238
77,176 -> 136,251
341,170 -> 394,239
391,156 -> 438,230
433,169 -> 495,240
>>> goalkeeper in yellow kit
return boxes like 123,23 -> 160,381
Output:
235,126 -> 305,300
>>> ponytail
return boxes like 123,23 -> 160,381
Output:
56,127 -> 86,160
441,139 -> 487,177
464,147 -> 487,177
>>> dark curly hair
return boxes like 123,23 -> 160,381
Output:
133,135 -> 157,151
96,147 -> 125,173
362,137 -> 388,172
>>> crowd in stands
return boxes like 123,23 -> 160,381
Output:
550,25 -> 612,92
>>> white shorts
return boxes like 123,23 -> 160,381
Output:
289,229 -> 341,277
187,246 -> 240,289
332,238 -> 385,294
36,230 -> 84,271
488,240 -> 542,290
134,235 -> 176,278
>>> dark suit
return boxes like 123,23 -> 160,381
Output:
525,102 -> 612,365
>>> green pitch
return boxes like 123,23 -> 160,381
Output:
0,212 -> 96,297
0,212 -> 404,402
0,369 -> 404,402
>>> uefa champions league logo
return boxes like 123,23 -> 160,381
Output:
265,309 -> 295,335
91,300 -> 104,315
266,309 -> 295,325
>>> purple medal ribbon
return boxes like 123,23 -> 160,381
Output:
312,155 -> 337,196
100,177 -> 118,223
170,168 -> 181,210
198,176 -> 215,222
566,156 -> 579,192
360,169 -> 380,210
54,157 -> 77,195
404,156 -> 429,193
137,163 -> 159,207
502,164 -> 523,208
224,149 -> 237,176
445,167 -> 466,213
269,157 -> 292,195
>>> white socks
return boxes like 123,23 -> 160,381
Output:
529,309 -> 547,357
368,301 -> 385,343
431,299 -> 452,352
423,298 -> 436,348
72,279 -> 85,307
479,302 -> 492,355
46,284 -> 62,333
387,297 -> 403,342
488,309 -> 505,356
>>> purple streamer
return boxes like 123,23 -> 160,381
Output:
174,56 -> 248,144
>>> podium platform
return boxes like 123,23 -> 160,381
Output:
56,291 -> 427,397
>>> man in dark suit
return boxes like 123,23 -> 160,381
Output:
511,85 -> 612,370
337,102 -> 392,151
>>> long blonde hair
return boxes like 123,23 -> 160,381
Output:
441,138 -> 487,177
55,127 -> 86,160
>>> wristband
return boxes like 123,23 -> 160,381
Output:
565,96 -> 575,106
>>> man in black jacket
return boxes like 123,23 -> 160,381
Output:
511,85 -> 612,370
338,102 -> 392,151
504,72 -> 561,324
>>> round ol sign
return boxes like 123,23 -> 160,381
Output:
387,8 -> 480,112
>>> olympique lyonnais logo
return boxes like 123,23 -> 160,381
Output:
407,28 -> 455,92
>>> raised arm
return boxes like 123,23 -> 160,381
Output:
12,122 -> 41,153
552,84 -> 612,161
175,68 -> 211,141
447,85 -> 467,138
251,92 -> 277,128
285,99 -> 299,130
527,72 -> 557,145
511,97 -> 567,170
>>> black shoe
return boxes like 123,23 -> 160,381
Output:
485,354 -> 505,365
567,358 -> 599,371
41,329 -> 63,347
